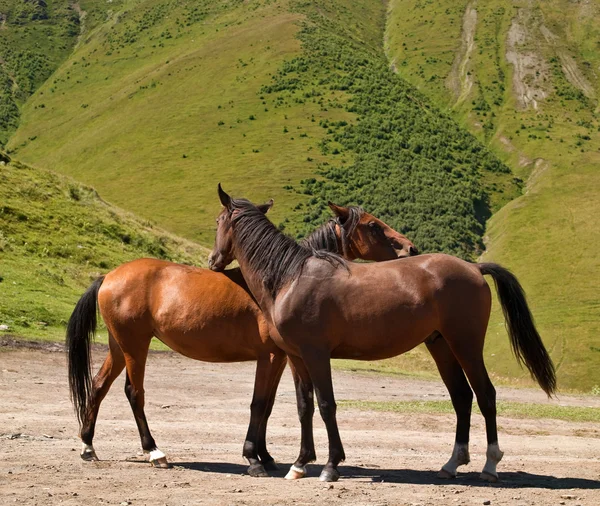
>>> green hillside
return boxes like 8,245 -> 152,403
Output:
385,0 -> 600,391
6,0 -> 331,244
6,0 -> 517,258
0,0 -> 81,144
0,159 -> 209,340
1,0 -> 597,391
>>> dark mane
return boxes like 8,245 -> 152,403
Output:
302,206 -> 365,257
301,220 -> 339,253
230,198 -> 345,298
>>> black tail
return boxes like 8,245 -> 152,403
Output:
66,276 -> 105,426
477,263 -> 556,396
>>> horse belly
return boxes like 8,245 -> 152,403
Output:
153,301 -> 267,362
330,305 -> 437,361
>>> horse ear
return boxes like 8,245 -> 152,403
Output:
257,199 -> 274,214
328,201 -> 350,224
218,183 -> 232,209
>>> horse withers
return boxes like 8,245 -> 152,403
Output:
209,185 -> 556,482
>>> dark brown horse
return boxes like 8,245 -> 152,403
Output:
209,186 -> 556,483
66,201 -> 416,477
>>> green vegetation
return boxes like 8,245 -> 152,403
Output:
0,0 -> 82,144
339,399 -> 600,424
276,0 -> 520,258
385,0 -> 600,391
7,0 -> 340,244
0,160 -> 208,340
6,0 -> 518,258
1,0 -> 597,392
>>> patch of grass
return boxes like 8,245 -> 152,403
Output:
339,399 -> 600,424
0,160 -> 209,340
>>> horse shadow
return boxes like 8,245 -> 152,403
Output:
174,462 -> 600,490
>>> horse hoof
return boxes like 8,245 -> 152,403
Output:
151,457 -> 170,469
319,468 -> 340,482
81,450 -> 99,462
437,468 -> 456,479
480,471 -> 499,483
248,463 -> 269,478
285,465 -> 307,480
81,444 -> 99,462
262,459 -> 279,472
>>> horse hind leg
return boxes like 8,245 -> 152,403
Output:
426,333 -> 473,479
446,334 -> 504,482
121,340 -> 169,469
80,333 -> 126,462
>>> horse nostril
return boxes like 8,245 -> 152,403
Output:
409,246 -> 419,256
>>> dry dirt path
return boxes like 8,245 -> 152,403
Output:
1,347 -> 599,505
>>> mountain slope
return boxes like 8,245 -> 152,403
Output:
6,0 -> 331,243
386,0 -> 600,391
7,0 -> 517,259
0,159 -> 209,340
4,0 -> 596,390
0,0 -> 81,144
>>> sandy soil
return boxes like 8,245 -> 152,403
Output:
1,344 -> 599,505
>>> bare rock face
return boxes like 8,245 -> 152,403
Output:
505,8 -> 550,110
446,2 -> 478,105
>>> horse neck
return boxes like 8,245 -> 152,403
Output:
232,249 -> 275,311
229,209 -> 311,310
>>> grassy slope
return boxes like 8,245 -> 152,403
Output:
0,0 -> 80,144
7,0 -> 350,244
339,399 -> 600,424
3,0 -> 596,391
385,0 -> 600,392
0,160 -> 209,341
273,0 -> 520,258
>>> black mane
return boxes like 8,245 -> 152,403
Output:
229,198 -> 346,298
301,220 -> 339,253
302,206 -> 365,257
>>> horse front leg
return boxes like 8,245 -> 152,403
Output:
299,348 -> 345,482
285,355 -> 316,480
243,349 -> 287,477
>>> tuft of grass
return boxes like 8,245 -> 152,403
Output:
339,399 -> 600,424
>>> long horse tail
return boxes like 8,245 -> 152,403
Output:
66,276 -> 105,426
477,263 -> 556,397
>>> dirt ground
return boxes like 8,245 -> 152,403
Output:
1,343 -> 599,505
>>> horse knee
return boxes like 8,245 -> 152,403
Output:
297,398 -> 315,421
250,398 -> 267,415
124,383 -> 144,409
317,399 -> 336,421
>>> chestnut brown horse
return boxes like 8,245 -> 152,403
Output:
209,186 -> 556,483
66,201 -> 416,477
